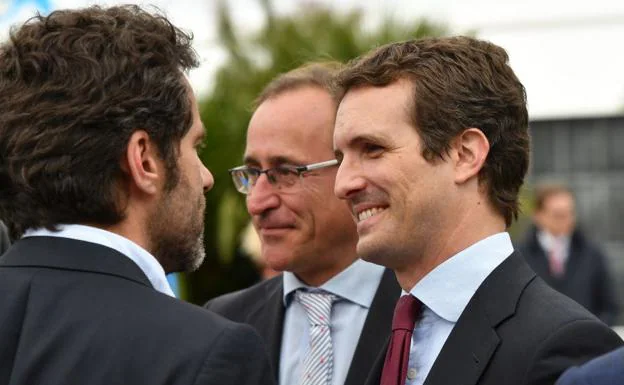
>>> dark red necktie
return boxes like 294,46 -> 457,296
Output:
380,294 -> 422,385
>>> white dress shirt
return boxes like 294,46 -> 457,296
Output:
537,230 -> 571,267
405,232 -> 514,385
280,259 -> 386,385
22,224 -> 175,297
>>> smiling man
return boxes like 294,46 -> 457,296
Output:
0,6 -> 272,385
332,36 -> 622,385
205,63 -> 400,385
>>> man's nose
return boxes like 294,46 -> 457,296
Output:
246,173 -> 280,216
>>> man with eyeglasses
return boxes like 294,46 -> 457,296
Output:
205,62 -> 401,385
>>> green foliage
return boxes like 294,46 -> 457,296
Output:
187,0 -> 448,304
508,183 -> 536,243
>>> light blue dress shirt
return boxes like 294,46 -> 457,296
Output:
22,224 -> 175,297
405,232 -> 514,385
280,259 -> 386,385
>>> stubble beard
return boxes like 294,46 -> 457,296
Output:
150,186 -> 206,274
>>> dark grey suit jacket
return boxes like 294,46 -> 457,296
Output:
0,236 -> 275,385
205,268 -> 401,385
364,252 -> 623,385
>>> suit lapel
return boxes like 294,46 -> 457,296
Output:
363,338 -> 389,385
345,268 -> 401,385
423,300 -> 500,385
243,277 -> 285,382
423,252 -> 536,385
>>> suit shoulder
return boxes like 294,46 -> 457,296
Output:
134,286 -> 246,332
520,277 -> 602,324
516,278 -> 622,364
204,275 -> 282,317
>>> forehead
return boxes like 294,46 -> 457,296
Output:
186,88 -> 205,137
334,80 -> 414,148
244,86 -> 336,165
543,192 -> 575,211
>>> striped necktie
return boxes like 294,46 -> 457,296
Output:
295,290 -> 338,385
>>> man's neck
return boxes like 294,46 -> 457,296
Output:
294,256 -> 359,287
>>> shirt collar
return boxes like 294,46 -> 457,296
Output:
537,229 -> 571,251
22,224 -> 175,297
409,232 -> 513,322
283,259 -> 385,308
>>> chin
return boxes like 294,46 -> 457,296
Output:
263,253 -> 292,273
356,239 -> 390,266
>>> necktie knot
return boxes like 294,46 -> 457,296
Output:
295,290 -> 338,326
392,294 -> 421,331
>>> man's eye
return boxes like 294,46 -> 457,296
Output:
364,143 -> 384,157
247,168 -> 262,177
275,167 -> 296,176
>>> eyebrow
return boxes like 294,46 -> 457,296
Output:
195,124 -> 207,142
338,132 -> 390,151
242,154 -> 303,167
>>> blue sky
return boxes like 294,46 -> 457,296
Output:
1,0 -> 51,21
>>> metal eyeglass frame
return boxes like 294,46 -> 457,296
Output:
229,159 -> 339,194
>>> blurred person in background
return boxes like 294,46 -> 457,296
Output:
519,183 -> 619,325
205,62 -> 401,385
0,6 -> 273,385
332,36 -> 622,385
0,221 -> 9,255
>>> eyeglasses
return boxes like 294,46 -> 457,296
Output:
229,159 -> 339,195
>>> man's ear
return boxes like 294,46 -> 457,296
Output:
452,128 -> 490,184
121,130 -> 163,195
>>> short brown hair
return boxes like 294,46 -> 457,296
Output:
337,36 -> 530,226
534,183 -> 574,212
0,5 -> 199,239
254,61 -> 343,107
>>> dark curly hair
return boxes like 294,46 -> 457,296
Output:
0,5 -> 200,240
337,36 -> 530,227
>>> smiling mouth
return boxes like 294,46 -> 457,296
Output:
357,207 -> 386,222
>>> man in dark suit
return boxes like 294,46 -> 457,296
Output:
205,63 -> 401,385
0,6 -> 273,385
556,346 -> 624,385
332,37 -> 622,385
519,183 -> 619,325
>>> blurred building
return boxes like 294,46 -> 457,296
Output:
526,114 -> 624,323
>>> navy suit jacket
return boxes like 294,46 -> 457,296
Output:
556,347 -> 624,385
0,236 -> 275,385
